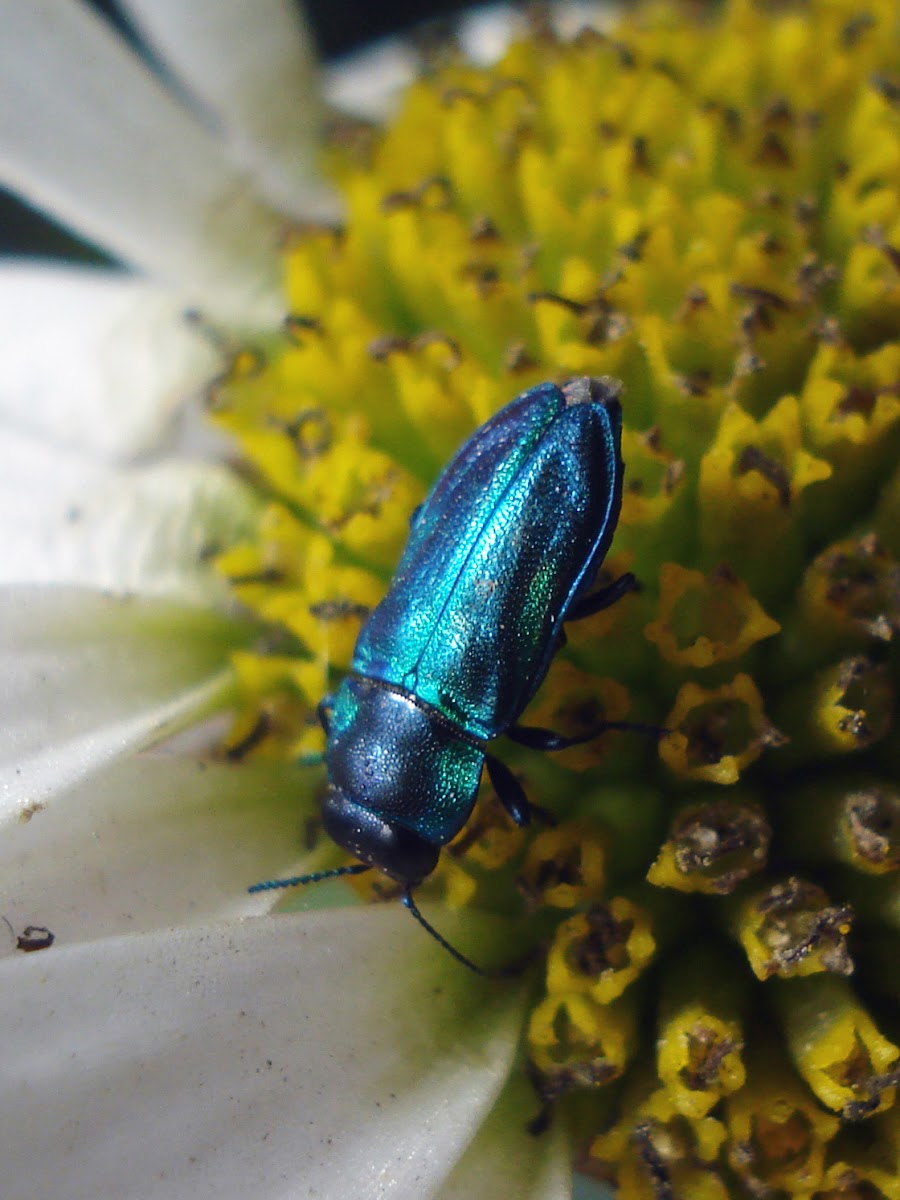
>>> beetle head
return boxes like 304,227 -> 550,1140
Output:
321,786 -> 440,884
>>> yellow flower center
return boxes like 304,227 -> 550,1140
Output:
212,0 -> 900,1191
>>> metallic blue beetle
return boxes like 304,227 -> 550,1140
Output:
252,376 -> 640,971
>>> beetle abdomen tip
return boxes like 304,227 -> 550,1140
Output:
561,375 -> 623,410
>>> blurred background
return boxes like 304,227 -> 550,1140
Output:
0,0 -> 480,258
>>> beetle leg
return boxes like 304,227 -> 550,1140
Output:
485,754 -> 557,828
316,694 -> 335,735
566,571 -> 639,621
485,753 -> 532,825
508,719 -> 667,750
525,1059 -> 555,1137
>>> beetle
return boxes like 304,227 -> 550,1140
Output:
251,375 -> 646,972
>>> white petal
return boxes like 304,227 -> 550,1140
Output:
0,264 -> 223,460
323,0 -> 551,116
0,908 -> 526,1200
439,1071 -> 572,1199
0,754 -> 309,947
0,1 -> 289,322
457,2 -> 616,61
0,587 -> 242,823
323,36 -> 421,121
120,0 -> 337,219
322,3 -> 616,123
456,4 -> 526,64
0,432 -> 260,598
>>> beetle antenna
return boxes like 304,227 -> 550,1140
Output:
248,863 -> 371,893
401,885 -> 494,976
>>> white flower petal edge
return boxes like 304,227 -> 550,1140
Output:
0,431 -> 259,599
322,2 -> 615,121
0,1 -> 287,322
323,36 -> 422,121
455,3 -> 530,65
120,0 -> 337,219
0,907 -> 527,1200
319,5 -> 527,121
0,264 -> 224,461
456,0 -> 615,59
0,754 -> 310,949
0,587 -> 246,825
439,1070 -> 572,1199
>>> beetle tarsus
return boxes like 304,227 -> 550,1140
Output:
508,719 -> 667,749
316,695 -> 335,734
526,1100 -> 554,1137
567,571 -> 639,621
